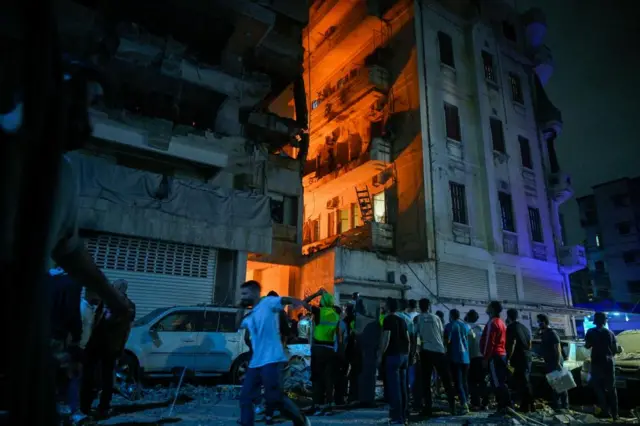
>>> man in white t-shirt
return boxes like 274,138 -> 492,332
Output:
238,280 -> 312,426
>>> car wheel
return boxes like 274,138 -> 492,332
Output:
116,351 -> 140,384
231,353 -> 250,385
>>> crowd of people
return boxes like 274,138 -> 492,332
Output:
238,282 -> 623,426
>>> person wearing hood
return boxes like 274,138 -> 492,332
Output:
307,289 -> 340,416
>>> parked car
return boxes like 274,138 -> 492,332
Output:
120,305 -> 251,384
580,329 -> 640,391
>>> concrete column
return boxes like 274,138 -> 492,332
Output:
234,251 -> 248,304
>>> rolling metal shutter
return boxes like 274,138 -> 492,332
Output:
85,234 -> 217,318
496,273 -> 518,302
522,276 -> 566,306
437,263 -> 489,301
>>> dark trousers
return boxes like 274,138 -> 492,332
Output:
334,356 -> 349,405
80,347 -> 117,413
239,362 -> 305,426
488,355 -> 511,410
311,345 -> 336,406
420,350 -> 455,413
512,358 -> 533,412
347,350 -> 361,403
385,354 -> 409,423
451,362 -> 470,406
591,360 -> 618,417
469,357 -> 488,407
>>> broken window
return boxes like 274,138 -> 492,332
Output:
490,118 -> 506,153
438,31 -> 455,68
444,103 -> 461,141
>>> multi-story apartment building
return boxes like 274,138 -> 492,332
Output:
262,0 -> 589,336
577,176 -> 640,304
56,0 -> 309,317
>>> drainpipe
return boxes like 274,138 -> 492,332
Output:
415,0 -> 439,288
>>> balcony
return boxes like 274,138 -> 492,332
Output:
532,241 -> 548,261
503,231 -> 519,255
303,136 -> 391,197
534,75 -> 562,138
521,8 -> 547,49
548,172 -> 574,205
309,65 -> 390,134
559,244 -> 587,274
303,221 -> 394,255
531,45 -> 554,86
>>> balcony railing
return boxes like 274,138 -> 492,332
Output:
303,137 -> 390,197
503,231 -> 519,255
548,172 -> 573,205
309,65 -> 390,133
532,241 -> 547,261
558,244 -> 587,273
303,221 -> 394,255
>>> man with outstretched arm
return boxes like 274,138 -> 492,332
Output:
238,280 -> 312,426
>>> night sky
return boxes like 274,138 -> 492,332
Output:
517,0 -> 640,244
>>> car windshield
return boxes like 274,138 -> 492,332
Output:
617,330 -> 640,354
133,307 -> 171,327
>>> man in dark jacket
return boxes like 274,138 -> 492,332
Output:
585,312 -> 619,420
80,279 -> 135,418
506,308 -> 533,413
536,314 -> 568,411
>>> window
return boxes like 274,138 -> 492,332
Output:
373,192 -> 386,223
327,211 -> 336,237
594,260 -> 605,272
269,195 -> 298,226
154,311 -> 201,332
528,207 -> 543,243
628,280 -> 640,295
623,250 -> 637,264
502,21 -> 517,42
351,203 -> 362,227
617,221 -> 632,235
490,118 -> 506,153
201,311 -> 237,333
518,136 -> 532,169
449,182 -> 468,225
338,208 -> 351,233
482,51 -> 496,82
509,73 -> 523,104
311,218 -> 320,242
444,103 -> 461,141
438,31 -> 455,68
612,194 -> 630,207
499,192 -> 515,232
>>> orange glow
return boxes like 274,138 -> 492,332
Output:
246,261 -> 299,297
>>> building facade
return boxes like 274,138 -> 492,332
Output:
283,0 -> 588,335
577,176 -> 640,304
58,0 -> 309,317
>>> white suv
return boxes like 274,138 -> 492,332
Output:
121,305 -> 251,384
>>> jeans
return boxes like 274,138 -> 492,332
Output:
239,362 -> 305,426
469,357 -> 488,407
451,363 -> 470,406
591,360 -> 618,417
311,345 -> 336,406
420,350 -> 455,413
511,358 -> 533,412
488,355 -> 511,410
544,363 -> 569,410
385,354 -> 409,423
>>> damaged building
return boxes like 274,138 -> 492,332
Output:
275,0 -> 589,336
54,0 -> 309,316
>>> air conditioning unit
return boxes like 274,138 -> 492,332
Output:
326,196 -> 340,209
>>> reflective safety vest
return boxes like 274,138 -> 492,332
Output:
379,314 -> 385,327
313,307 -> 339,343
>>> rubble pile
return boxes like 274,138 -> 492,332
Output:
283,344 -> 312,396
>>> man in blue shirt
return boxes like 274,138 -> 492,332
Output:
445,309 -> 471,414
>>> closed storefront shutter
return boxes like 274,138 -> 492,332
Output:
522,276 -> 566,306
496,273 -> 518,302
85,233 -> 217,318
437,263 -> 489,300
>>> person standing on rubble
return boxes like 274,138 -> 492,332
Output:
584,312 -> 619,421
80,279 -> 135,418
333,305 -> 349,406
464,309 -> 488,410
536,313 -> 568,412
480,301 -> 510,415
506,308 -> 533,413
307,289 -> 339,416
237,280 -> 311,426
445,308 -> 471,414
